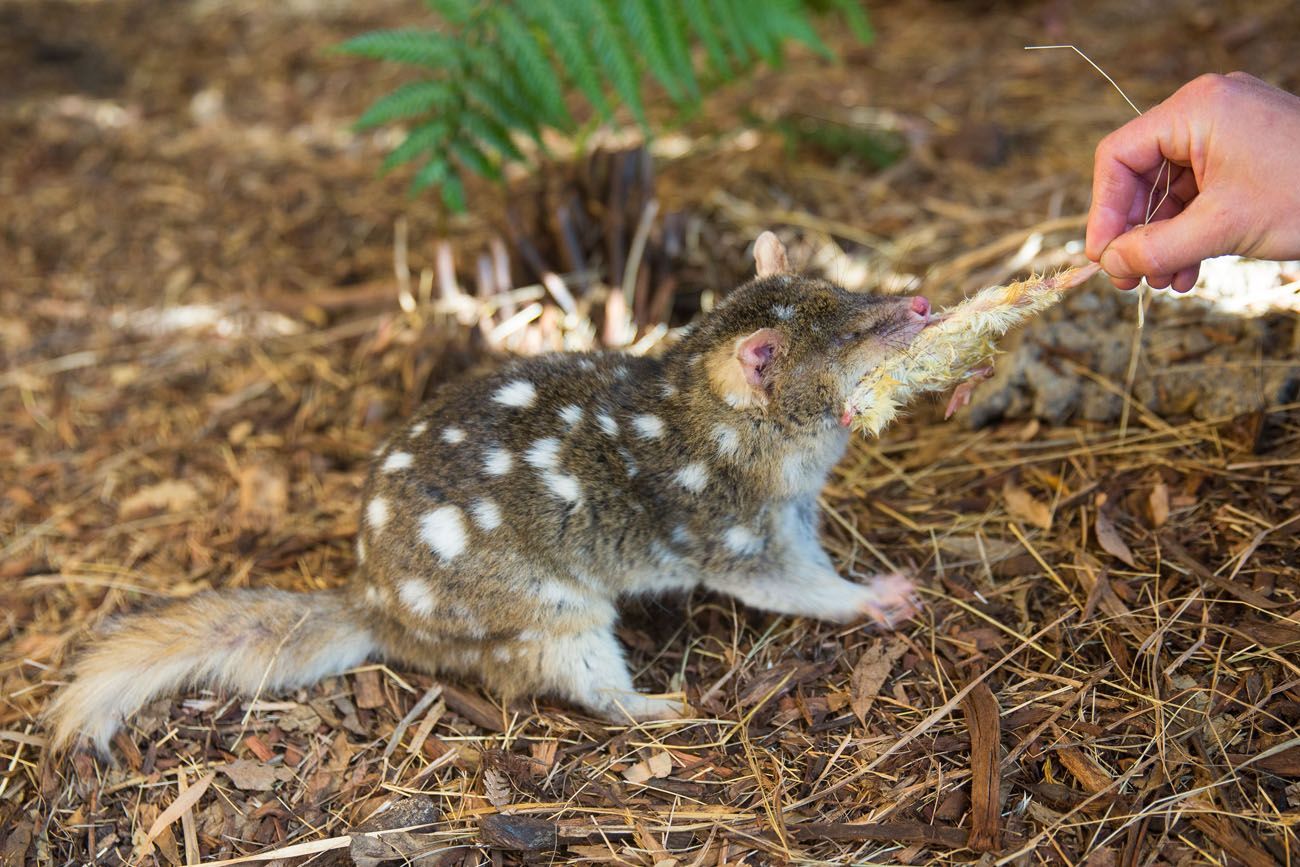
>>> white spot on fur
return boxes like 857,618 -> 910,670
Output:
712,424 -> 740,458
470,498 -> 502,531
536,578 -> 577,608
631,414 -> 664,439
619,448 -> 638,477
382,451 -> 413,473
448,602 -> 486,638
364,583 -> 382,606
672,525 -> 691,545
660,381 -> 677,398
650,540 -> 680,565
409,421 -> 428,438
492,645 -> 514,662
674,463 -> 708,493
544,471 -> 581,503
612,365 -> 629,379
577,359 -> 596,371
367,497 -> 390,532
525,437 -> 561,469
357,539 -> 367,563
493,379 -> 536,408
559,404 -> 584,426
483,447 -> 513,476
442,426 -> 466,444
596,412 -> 618,436
398,578 -> 437,618
420,505 -> 467,561
724,525 -> 763,556
772,303 -> 795,320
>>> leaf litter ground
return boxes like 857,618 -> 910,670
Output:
3,0 -> 1300,864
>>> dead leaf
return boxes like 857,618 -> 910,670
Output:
138,771 -> 214,853
1002,480 -> 1052,530
647,751 -> 673,778
274,702 -> 321,733
850,639 -> 907,725
237,461 -> 288,530
1094,509 -> 1137,567
219,759 -> 292,791
1148,482 -> 1170,528
483,768 -> 511,807
352,668 -> 386,710
623,751 -> 673,784
119,480 -> 198,519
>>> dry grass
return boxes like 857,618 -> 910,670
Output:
4,0 -> 1300,864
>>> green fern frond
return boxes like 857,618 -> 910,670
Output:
729,0 -> 781,65
422,0 -> 474,26
705,0 -> 753,69
492,9 -> 572,129
578,0 -> 648,126
412,155 -> 450,191
450,137 -> 500,181
618,0 -> 683,103
335,29 -> 454,67
344,0 -> 875,211
382,121 -> 450,173
653,0 -> 700,100
523,2 -> 612,117
354,80 -> 450,130
680,0 -> 730,79
825,0 -> 874,42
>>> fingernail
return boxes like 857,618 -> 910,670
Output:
1099,247 -> 1126,277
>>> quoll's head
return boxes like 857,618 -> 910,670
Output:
677,231 -> 932,427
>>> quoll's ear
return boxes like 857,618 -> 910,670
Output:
754,231 -> 789,278
707,327 -> 785,409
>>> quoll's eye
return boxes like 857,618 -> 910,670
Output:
833,331 -> 864,349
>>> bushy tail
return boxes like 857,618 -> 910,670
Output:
46,588 -> 374,755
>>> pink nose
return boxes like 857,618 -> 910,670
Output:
910,296 -> 931,318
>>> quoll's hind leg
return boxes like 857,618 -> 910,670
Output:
506,624 -> 684,722
706,568 -> 920,629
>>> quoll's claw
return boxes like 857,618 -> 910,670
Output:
944,365 -> 996,419
860,572 -> 921,628
607,693 -> 688,723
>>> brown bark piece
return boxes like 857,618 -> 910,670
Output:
1056,745 -> 1114,795
960,680 -> 1002,852
351,669 -> 385,710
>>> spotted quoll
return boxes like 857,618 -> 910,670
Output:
48,232 -> 932,755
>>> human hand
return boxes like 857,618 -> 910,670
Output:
1086,72 -> 1300,293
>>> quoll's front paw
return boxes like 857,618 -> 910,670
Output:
860,572 -> 921,628
602,692 -> 688,723
944,365 -> 995,419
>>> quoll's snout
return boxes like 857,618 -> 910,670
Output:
909,296 -> 931,321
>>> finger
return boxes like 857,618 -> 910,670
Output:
1146,273 -> 1173,289
1110,276 -> 1141,291
1086,80 -> 1213,262
1171,264 -> 1200,293
1099,196 -> 1231,280
1088,153 -> 1145,261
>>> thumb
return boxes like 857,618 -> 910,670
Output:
1098,198 -> 1233,280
